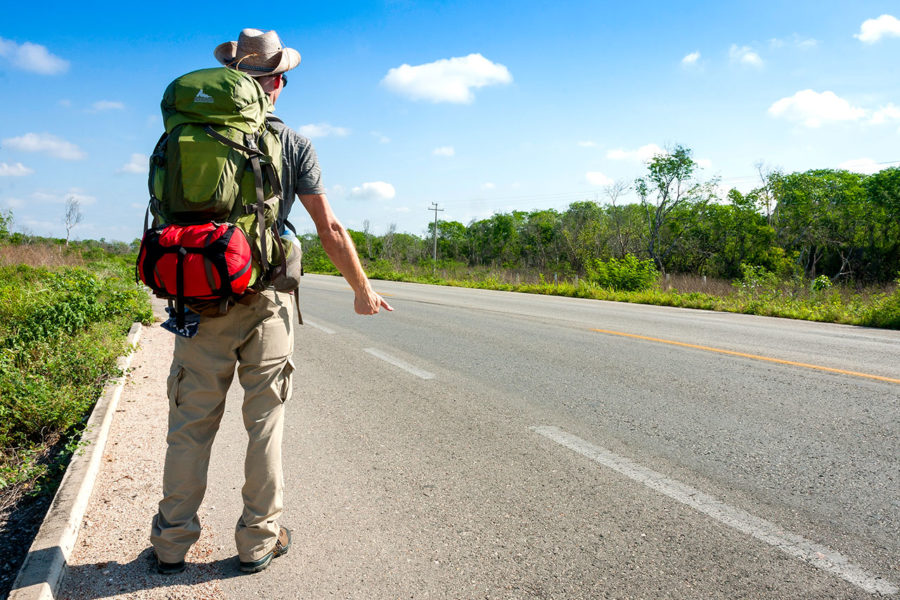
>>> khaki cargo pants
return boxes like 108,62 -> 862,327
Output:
150,290 -> 294,563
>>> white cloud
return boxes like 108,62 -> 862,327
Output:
370,131 -> 390,144
870,103 -> 900,124
481,182 -> 496,190
381,53 -> 512,103
2,132 -> 86,160
769,35 -> 818,49
0,162 -> 33,176
432,146 -> 455,157
855,14 -> 900,44
91,100 -> 125,112
585,171 -> 613,186
696,158 -> 713,169
681,51 -> 701,66
31,188 -> 97,206
729,44 -> 763,68
58,99 -> 71,107
350,181 -> 396,200
768,90 -> 866,127
118,153 -> 148,174
606,143 -> 666,162
838,158 -> 889,174
577,140 -> 597,148
0,37 -> 69,74
297,123 -> 350,138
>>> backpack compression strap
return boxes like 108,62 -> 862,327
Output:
203,126 -> 281,276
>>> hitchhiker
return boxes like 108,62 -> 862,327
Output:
147,28 -> 392,574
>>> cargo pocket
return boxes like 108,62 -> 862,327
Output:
167,364 -> 185,407
254,291 -> 294,362
279,358 -> 295,403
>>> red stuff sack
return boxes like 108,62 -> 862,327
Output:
137,223 -> 253,307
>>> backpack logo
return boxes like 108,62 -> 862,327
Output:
193,89 -> 214,104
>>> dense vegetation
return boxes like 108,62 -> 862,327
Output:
301,146 -> 900,328
0,213 -> 152,509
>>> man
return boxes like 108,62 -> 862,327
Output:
150,28 -> 392,575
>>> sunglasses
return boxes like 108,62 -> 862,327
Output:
261,73 -> 288,88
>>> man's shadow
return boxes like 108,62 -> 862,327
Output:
60,547 -> 248,599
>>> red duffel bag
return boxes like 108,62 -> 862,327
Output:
137,223 -> 254,318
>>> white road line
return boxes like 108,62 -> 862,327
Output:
531,425 -> 897,596
364,348 -> 435,380
304,319 -> 336,334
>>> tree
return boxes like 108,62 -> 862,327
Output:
863,167 -> 900,281
772,169 -> 867,280
754,161 -> 781,226
604,180 -> 637,259
0,209 -> 11,240
64,196 -> 83,246
559,200 -> 603,271
634,145 -> 716,274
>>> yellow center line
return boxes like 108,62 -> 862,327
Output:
591,328 -> 900,385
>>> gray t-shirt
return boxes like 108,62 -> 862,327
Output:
267,116 -> 326,230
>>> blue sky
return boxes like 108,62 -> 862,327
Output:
1,1 -> 899,242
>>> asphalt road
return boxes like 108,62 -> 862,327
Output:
201,274 -> 899,599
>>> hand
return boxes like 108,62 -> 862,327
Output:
354,288 -> 394,315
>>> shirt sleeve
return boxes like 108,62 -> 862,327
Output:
283,126 -> 326,196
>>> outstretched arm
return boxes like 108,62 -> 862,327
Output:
298,193 -> 393,315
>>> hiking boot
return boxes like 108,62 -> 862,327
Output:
239,526 -> 292,573
153,550 -> 186,575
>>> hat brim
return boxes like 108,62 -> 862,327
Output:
214,41 -> 301,76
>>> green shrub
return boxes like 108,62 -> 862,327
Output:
811,275 -> 832,292
586,255 -> 659,291
736,263 -> 781,290
0,258 -> 151,494
860,288 -> 900,329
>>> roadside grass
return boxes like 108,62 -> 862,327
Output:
0,244 -> 152,512
326,261 -> 900,330
0,243 -> 85,268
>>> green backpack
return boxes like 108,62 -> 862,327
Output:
146,67 -> 288,290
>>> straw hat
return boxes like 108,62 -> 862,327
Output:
214,28 -> 301,76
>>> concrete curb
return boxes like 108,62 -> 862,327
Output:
8,322 -> 144,600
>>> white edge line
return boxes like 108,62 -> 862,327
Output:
304,319 -> 336,335
530,425 -> 897,596
364,348 -> 434,380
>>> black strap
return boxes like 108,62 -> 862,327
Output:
294,287 -> 303,325
263,161 -> 283,198
147,132 -> 167,203
248,149 -> 270,274
175,247 -> 187,329
204,126 -> 260,155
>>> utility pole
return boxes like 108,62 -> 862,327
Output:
428,202 -> 444,275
